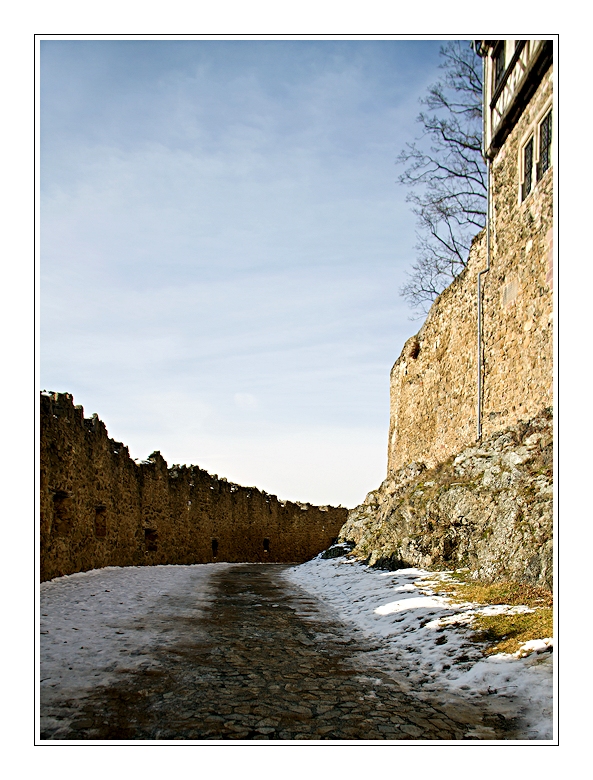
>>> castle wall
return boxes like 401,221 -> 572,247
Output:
387,234 -> 485,473
387,65 -> 553,475
481,67 -> 553,437
40,392 -> 347,582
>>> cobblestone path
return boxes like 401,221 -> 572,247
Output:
41,564 -> 519,740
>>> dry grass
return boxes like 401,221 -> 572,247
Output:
418,570 -> 553,655
470,610 -> 553,655
441,571 -> 552,608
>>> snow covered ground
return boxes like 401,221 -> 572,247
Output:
40,564 -> 224,713
40,558 -> 554,741
283,552 -> 554,740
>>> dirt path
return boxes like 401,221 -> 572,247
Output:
40,564 -> 520,740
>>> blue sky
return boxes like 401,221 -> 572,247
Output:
41,38 -> 449,507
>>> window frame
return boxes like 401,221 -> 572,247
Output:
536,108 -> 552,182
520,134 -> 534,202
493,41 -> 506,91
519,101 -> 553,204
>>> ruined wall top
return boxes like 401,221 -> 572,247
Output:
40,391 -> 347,580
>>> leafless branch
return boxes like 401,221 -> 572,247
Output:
397,41 -> 486,311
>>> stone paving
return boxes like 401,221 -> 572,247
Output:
40,564 -> 520,740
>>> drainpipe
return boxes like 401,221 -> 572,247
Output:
477,158 -> 491,441
477,42 -> 491,441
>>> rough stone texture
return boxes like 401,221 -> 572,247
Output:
387,232 -> 486,473
40,392 -> 347,582
482,67 -> 553,439
340,409 -> 552,591
387,65 -> 553,475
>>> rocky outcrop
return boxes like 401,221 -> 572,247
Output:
339,409 -> 552,590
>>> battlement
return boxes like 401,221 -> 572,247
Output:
40,392 -> 347,581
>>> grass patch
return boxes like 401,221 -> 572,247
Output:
418,570 -> 553,656
437,570 -> 552,609
471,610 -> 553,655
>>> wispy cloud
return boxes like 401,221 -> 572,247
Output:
41,39 -> 445,506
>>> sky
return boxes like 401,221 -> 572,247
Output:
40,38 -> 450,507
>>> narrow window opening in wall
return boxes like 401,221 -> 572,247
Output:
521,137 -> 534,201
537,109 -> 552,181
263,538 -> 270,553
212,538 -> 218,558
52,491 -> 73,535
94,505 -> 107,538
144,528 -> 158,552
409,340 -> 420,359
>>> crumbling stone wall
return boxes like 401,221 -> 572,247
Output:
387,65 -> 553,474
387,233 -> 486,473
40,392 -> 347,582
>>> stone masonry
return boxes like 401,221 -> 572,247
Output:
40,392 -> 347,582
387,64 -> 553,475
352,45 -> 554,590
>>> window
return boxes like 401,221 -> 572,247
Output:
94,505 -> 107,538
537,109 -> 552,181
144,528 -> 158,552
522,137 -> 534,201
211,538 -> 218,557
494,42 -> 506,89
52,490 -> 74,535
263,538 -> 270,553
520,107 -> 552,202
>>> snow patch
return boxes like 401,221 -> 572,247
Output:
283,555 -> 553,740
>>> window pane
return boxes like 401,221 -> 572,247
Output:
494,43 -> 506,89
522,138 -> 533,201
537,110 -> 552,180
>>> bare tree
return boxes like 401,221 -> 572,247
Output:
397,41 -> 487,313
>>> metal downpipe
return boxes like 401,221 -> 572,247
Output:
477,158 -> 491,440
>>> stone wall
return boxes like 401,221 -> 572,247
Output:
387,232 -> 486,473
40,392 -> 347,582
387,65 -> 553,475
481,66 -> 553,438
